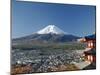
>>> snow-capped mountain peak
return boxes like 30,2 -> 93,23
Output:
37,25 -> 66,34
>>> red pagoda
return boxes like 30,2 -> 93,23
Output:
82,34 -> 96,69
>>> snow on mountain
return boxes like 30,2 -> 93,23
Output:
37,25 -> 66,34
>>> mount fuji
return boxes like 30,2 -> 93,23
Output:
37,25 -> 66,34
12,25 -> 80,45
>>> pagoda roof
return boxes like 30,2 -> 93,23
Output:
84,48 -> 96,55
85,34 -> 96,40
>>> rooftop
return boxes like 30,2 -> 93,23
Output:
85,34 -> 96,40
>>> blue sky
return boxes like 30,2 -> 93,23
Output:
12,0 -> 96,38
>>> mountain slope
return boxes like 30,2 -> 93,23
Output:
12,34 -> 80,45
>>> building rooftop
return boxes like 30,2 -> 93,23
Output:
85,34 -> 96,40
84,48 -> 96,55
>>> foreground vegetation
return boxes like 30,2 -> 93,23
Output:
12,42 -> 86,50
11,64 -> 79,75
